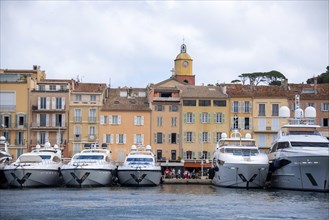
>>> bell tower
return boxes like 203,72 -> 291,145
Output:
173,44 -> 195,85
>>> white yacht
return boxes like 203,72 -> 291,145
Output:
4,142 -> 62,188
117,145 -> 162,186
268,103 -> 329,192
0,136 -> 12,186
211,131 -> 269,188
61,144 -> 116,187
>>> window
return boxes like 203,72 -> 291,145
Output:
89,126 -> 96,136
258,134 -> 266,147
215,132 -> 222,143
56,97 -> 63,109
134,116 -> 144,126
169,133 -> 178,144
155,105 -> 164,111
0,91 -> 16,111
171,117 -> 177,127
232,101 -> 240,113
171,150 -> 177,161
232,115 -> 239,129
258,118 -> 266,130
17,115 -> 25,127
200,151 -> 207,159
49,85 -> 56,91
321,103 -> 329,111
200,132 -> 209,143
39,132 -> 46,144
243,101 -> 252,113
100,115 -> 107,124
186,151 -> 192,159
16,131 -> 24,145
55,114 -> 63,127
39,114 -> 47,127
213,100 -> 226,107
90,95 -> 96,102
272,104 -> 279,116
243,117 -> 251,130
60,85 -> 67,91
110,115 -> 121,124
272,118 -> 280,130
74,109 -> 82,122
259,104 -> 266,116
74,125 -> 81,140
74,95 -> 81,101
185,112 -> 195,123
156,150 -> 162,160
214,113 -> 224,123
170,105 -> 179,112
183,100 -> 196,106
321,118 -> 329,127
200,112 -> 210,123
157,117 -> 162,127
199,100 -> 211,106
134,134 -> 144,145
89,109 -> 96,122
160,92 -> 171,97
155,132 -> 163,144
39,85 -> 45,91
40,97 -> 47,109
2,115 -> 11,128
185,132 -> 193,142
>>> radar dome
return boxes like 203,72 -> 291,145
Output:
36,144 -> 41,149
145,145 -> 152,151
54,144 -> 59,149
245,133 -> 252,139
131,145 -> 137,151
221,133 -> 227,139
279,106 -> 290,118
305,106 -> 316,118
295,108 -> 304,118
0,136 -> 5,144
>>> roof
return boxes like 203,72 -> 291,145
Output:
102,88 -> 151,111
180,85 -> 227,99
72,83 -> 107,93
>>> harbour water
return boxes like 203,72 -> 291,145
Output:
0,185 -> 328,220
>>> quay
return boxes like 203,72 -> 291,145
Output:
162,178 -> 212,185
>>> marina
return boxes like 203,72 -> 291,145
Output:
1,185 -> 328,220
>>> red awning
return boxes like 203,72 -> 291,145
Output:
184,162 -> 212,168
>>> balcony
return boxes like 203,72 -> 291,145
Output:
30,122 -> 68,130
74,117 -> 82,122
88,117 -> 97,123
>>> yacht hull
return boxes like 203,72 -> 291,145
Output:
117,169 -> 162,186
270,155 -> 329,192
4,168 -> 61,188
61,168 -> 113,187
212,163 -> 269,188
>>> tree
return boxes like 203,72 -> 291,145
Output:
238,70 -> 286,85
307,66 -> 329,84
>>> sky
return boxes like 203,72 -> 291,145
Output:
1,1 -> 328,88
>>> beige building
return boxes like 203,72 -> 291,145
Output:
100,87 -> 151,162
0,65 -> 45,158
29,79 -> 72,156
68,82 -> 107,157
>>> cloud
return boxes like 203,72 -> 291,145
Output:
1,1 -> 328,87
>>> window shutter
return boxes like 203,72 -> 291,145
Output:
52,114 -> 55,127
222,114 -> 225,123
250,102 -> 252,113
45,132 -> 49,142
231,102 -> 234,112
15,114 -> 18,128
110,134 -> 114,144
100,116 -> 104,125
238,101 -> 241,112
192,132 -> 196,142
250,117 -> 253,129
242,101 -> 245,113
199,132 -> 202,143
141,116 -> 144,125
62,114 -> 65,127
133,134 -> 136,144
242,117 -> 245,130
183,151 -> 187,160
23,115 -> 26,128
118,116 -> 121,124
177,134 -> 179,143
37,132 -> 40,143
184,113 -> 187,123
38,97 -> 41,109
198,151 -> 202,159
162,133 -> 165,143
52,97 -> 56,110
207,113 -> 211,123
184,132 -> 187,142
168,134 -> 172,144
116,134 -> 119,144
141,134 -> 144,145
62,97 -> 65,109
109,116 -> 113,124
46,97 -> 50,110
154,133 -> 157,143
192,113 -> 195,123
134,116 -> 137,125
103,134 -> 106,143
230,117 -> 233,129
199,113 -> 202,123
37,114 -> 40,126
123,134 -> 126,144
192,152 -> 195,159
208,132 -> 211,142
46,114 -> 49,126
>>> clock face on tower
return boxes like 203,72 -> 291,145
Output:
183,61 -> 189,67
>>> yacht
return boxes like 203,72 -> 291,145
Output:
61,144 -> 116,187
0,136 -> 12,186
211,131 -> 269,188
268,102 -> 329,192
4,142 -> 62,188
117,145 -> 162,186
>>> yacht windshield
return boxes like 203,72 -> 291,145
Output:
127,158 -> 153,165
225,148 -> 258,156
290,142 -> 329,147
39,155 -> 51,160
75,155 -> 104,160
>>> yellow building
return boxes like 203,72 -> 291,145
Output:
30,79 -> 72,156
0,65 -> 45,158
100,88 -> 151,162
68,82 -> 107,157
